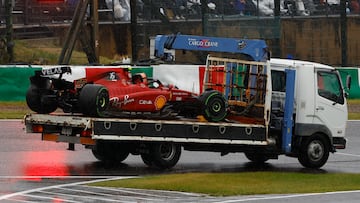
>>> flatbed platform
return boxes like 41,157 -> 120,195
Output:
24,113 -> 269,146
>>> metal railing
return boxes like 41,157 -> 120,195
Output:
0,0 -> 357,26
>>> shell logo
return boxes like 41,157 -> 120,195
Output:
155,95 -> 167,110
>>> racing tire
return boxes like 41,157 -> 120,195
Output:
199,90 -> 228,122
26,85 -> 58,114
78,84 -> 109,117
150,143 -> 181,169
298,134 -> 330,169
244,152 -> 270,163
92,141 -> 129,163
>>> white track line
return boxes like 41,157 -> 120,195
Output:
37,190 -> 129,203
336,152 -> 360,158
0,176 -> 122,179
58,187 -> 160,202
0,176 -> 136,200
21,193 -> 81,203
80,184 -> 203,198
213,190 -> 360,203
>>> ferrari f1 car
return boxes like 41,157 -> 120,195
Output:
26,66 -> 228,121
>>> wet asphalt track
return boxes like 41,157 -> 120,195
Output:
0,120 -> 360,202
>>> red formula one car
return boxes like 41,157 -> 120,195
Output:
26,66 -> 228,121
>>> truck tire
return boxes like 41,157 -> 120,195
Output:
79,84 -> 109,117
199,90 -> 228,122
140,153 -> 153,167
244,152 -> 269,163
298,134 -> 330,169
92,141 -> 129,163
150,143 -> 181,169
26,85 -> 58,114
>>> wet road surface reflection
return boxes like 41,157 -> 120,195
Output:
1,120 -> 360,202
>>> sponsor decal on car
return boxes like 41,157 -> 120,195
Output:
139,100 -> 153,105
42,67 -> 63,75
154,95 -> 167,110
110,95 -> 135,108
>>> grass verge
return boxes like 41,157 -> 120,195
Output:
0,101 -> 32,119
1,100 -> 359,119
89,172 -> 360,196
348,99 -> 360,119
14,39 -> 115,65
349,113 -> 360,120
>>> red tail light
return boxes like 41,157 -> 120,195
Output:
80,129 -> 92,137
32,125 -> 43,133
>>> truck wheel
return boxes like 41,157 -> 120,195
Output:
244,152 -> 269,163
199,90 -> 228,122
298,134 -> 330,169
26,85 -> 58,114
79,84 -> 109,117
150,143 -> 181,169
140,153 -> 153,167
92,141 -> 129,163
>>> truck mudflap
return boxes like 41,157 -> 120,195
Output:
92,119 -> 268,145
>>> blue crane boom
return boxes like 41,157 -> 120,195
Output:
154,34 -> 269,62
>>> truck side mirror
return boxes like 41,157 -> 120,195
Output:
346,75 -> 352,90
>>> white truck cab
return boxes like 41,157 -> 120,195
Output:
270,58 -> 347,155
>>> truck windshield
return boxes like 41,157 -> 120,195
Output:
317,71 -> 344,105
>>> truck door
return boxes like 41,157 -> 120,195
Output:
314,69 -> 347,138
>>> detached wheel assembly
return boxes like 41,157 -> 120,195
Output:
79,84 -> 109,117
199,90 -> 228,122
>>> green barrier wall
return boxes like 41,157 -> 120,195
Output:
338,68 -> 360,99
130,67 -> 153,78
0,67 -> 41,101
0,66 -> 153,102
0,66 -> 358,101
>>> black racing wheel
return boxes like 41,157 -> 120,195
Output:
199,90 -> 228,122
78,84 -> 109,117
26,84 -> 58,114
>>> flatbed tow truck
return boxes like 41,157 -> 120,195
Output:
24,34 -> 349,169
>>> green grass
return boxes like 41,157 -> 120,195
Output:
348,99 -> 360,119
13,39 -> 116,65
349,113 -> 360,120
348,99 -> 360,105
0,101 -> 32,119
1,100 -> 359,119
89,172 -> 360,196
